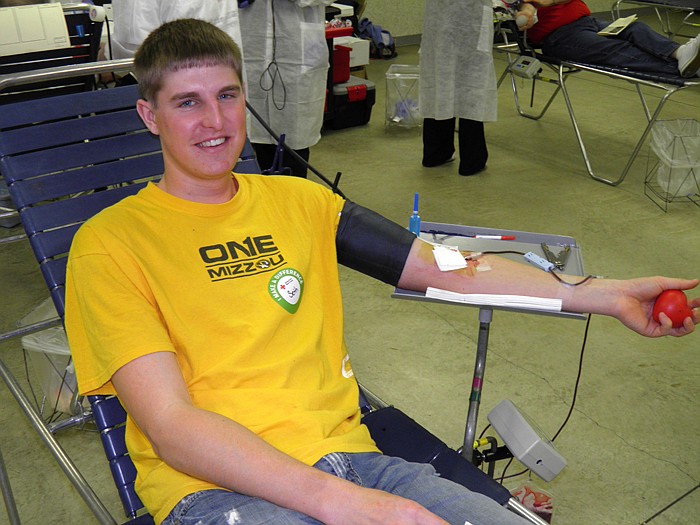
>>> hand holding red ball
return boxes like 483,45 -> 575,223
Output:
652,290 -> 693,328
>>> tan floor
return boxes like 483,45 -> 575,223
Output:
1,40 -> 699,524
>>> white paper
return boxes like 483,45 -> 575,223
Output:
425,287 -> 562,312
432,244 -> 467,271
597,15 -> 637,36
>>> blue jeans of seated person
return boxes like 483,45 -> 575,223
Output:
542,16 -> 680,76
161,452 -> 529,525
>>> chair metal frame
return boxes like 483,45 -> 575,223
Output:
0,74 -> 166,525
495,20 -> 700,187
612,0 -> 700,39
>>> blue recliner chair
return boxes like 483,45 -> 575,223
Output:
0,80 -> 544,525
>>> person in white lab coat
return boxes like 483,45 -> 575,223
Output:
420,0 -> 498,176
109,1 -> 243,62
239,0 -> 334,177
112,0 -> 241,58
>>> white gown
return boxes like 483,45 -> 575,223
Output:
239,0 -> 334,150
110,0 -> 243,66
419,0 -> 498,122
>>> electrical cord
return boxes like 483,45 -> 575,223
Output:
245,101 -> 345,197
476,250 -> 598,287
546,269 -> 598,287
496,313 -> 593,484
105,12 -> 113,70
259,0 -> 287,111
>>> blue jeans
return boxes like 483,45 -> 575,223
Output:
541,16 -> 680,75
161,452 -> 528,525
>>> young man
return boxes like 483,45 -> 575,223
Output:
65,19 -> 698,525
515,0 -> 700,78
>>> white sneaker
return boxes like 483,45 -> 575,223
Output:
677,36 -> 700,78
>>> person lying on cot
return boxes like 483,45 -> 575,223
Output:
64,18 -> 699,525
515,0 -> 700,78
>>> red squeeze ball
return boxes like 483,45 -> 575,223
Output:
652,290 -> 692,328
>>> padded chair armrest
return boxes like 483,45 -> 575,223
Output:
363,406 -> 444,464
362,407 -> 512,506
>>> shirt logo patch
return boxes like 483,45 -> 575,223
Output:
268,268 -> 304,314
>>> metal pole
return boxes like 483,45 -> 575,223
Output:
462,307 -> 493,462
0,445 -> 21,525
0,59 -> 134,92
507,498 -> 551,525
0,359 -> 117,525
0,318 -> 61,344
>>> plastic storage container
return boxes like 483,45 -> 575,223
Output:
645,119 -> 700,211
332,45 -> 351,84
334,36 -> 370,68
385,64 -> 421,129
22,327 -> 75,415
19,297 -> 75,416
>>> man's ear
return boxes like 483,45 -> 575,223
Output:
136,99 -> 159,135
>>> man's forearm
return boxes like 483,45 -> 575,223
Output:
113,349 -> 452,524
397,238 -> 698,337
398,238 -> 597,314
152,403 -> 356,522
112,353 -> 355,523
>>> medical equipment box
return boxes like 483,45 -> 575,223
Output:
334,36 -> 370,68
511,55 -> 542,79
488,399 -> 566,482
325,75 -> 375,130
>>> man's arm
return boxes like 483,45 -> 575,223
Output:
397,238 -> 699,337
515,2 -> 539,30
111,351 -> 449,525
516,0 -> 575,30
524,0 -> 573,6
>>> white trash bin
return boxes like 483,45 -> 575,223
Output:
649,119 -> 700,198
18,298 -> 76,416
385,64 -> 421,129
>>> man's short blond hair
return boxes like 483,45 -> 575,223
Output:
134,18 -> 244,105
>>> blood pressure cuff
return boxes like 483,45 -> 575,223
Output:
336,200 -> 416,286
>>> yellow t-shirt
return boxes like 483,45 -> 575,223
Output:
65,174 -> 379,524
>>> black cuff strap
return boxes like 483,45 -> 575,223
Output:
336,200 -> 416,286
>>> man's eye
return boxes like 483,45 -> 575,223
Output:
179,100 -> 195,108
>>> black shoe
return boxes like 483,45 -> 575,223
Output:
458,164 -> 486,176
422,153 -> 456,168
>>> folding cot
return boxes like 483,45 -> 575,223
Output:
495,19 -> 700,189
0,65 -> 546,524
612,0 -> 700,38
